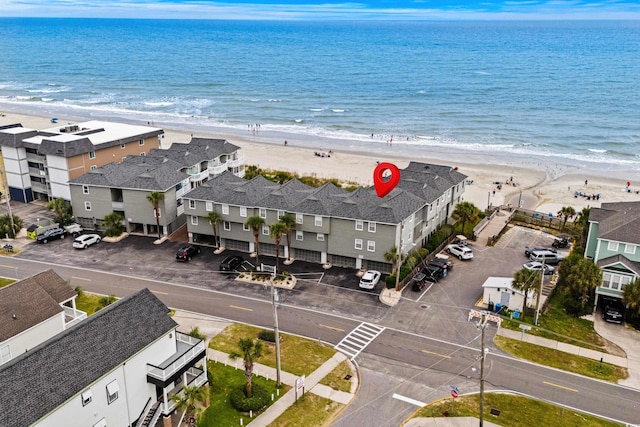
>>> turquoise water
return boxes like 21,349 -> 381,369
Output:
1,18 -> 639,169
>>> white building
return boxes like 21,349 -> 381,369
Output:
481,276 -> 532,312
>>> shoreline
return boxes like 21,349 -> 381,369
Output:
1,107 -> 639,214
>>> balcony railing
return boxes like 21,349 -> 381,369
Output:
177,205 -> 184,216
63,306 -> 87,328
227,154 -> 245,168
189,170 -> 208,182
30,181 -> 49,195
26,153 -> 46,163
161,367 -> 208,415
209,163 -> 228,176
147,332 -> 205,382
111,201 -> 124,210
176,186 -> 189,198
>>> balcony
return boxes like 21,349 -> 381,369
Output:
63,306 -> 87,328
189,170 -> 208,183
26,153 -> 46,163
147,332 -> 206,387
177,204 -> 184,216
176,186 -> 189,198
28,167 -> 47,178
227,154 -> 245,168
209,163 -> 228,176
161,366 -> 208,415
111,201 -> 124,210
30,181 -> 49,195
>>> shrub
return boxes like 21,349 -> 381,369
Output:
188,326 -> 206,340
386,275 -> 396,288
229,383 -> 269,412
258,329 -> 276,342
74,285 -> 84,298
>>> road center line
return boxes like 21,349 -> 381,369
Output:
421,349 -> 452,359
543,381 -> 579,392
392,393 -> 426,407
230,305 -> 253,312
320,324 -> 345,332
71,276 -> 91,281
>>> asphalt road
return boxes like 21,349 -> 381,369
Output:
3,255 -> 640,425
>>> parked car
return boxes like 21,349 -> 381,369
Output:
64,223 -> 84,237
524,246 -> 557,257
36,227 -> 67,244
529,250 -> 562,265
603,305 -> 624,324
359,270 -> 381,289
422,265 -> 443,281
523,261 -> 555,275
73,234 -> 101,249
411,273 -> 434,292
176,244 -> 201,262
429,257 -> 453,272
220,255 -> 245,271
446,244 -> 474,260
552,235 -> 571,248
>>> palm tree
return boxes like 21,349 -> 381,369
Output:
278,213 -> 296,261
575,207 -> 591,247
623,278 -> 640,319
269,222 -> 288,273
206,211 -> 222,248
512,267 -> 541,316
384,245 -> 400,274
229,338 -> 264,398
452,201 -> 480,235
0,213 -> 22,239
170,385 -> 209,427
102,212 -> 125,237
565,259 -> 602,312
245,216 -> 265,267
46,198 -> 73,226
559,205 -> 576,230
146,191 -> 165,240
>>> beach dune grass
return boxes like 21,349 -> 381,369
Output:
413,393 -> 622,427
267,393 -> 344,427
208,324 -> 336,377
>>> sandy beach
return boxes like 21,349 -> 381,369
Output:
2,110 -> 639,215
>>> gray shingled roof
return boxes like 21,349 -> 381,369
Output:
590,202 -> 640,245
0,269 -> 74,342
69,156 -> 189,191
596,254 -> 640,276
147,137 -> 240,168
0,288 -> 176,427
184,162 -> 463,223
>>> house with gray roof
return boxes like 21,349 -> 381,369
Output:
585,201 -> 640,307
183,162 -> 466,271
0,269 -> 85,366
67,136 -> 245,237
0,121 -> 163,203
0,288 -> 207,427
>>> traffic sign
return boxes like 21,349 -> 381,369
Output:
451,390 -> 459,398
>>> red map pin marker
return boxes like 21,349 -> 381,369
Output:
373,162 -> 401,197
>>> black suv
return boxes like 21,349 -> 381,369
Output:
176,245 -> 201,262
220,255 -> 244,272
36,227 -> 67,244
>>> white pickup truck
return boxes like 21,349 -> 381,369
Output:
64,223 -> 84,237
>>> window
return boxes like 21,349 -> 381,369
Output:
206,202 -> 213,212
296,213 -> 303,224
608,241 -> 619,251
90,165 -> 97,171
121,143 -> 125,149
89,151 -> 95,159
315,216 -> 322,227
602,272 -> 632,291
260,208 -> 267,218
355,220 -> 363,231
240,207 -> 247,217
189,200 -> 196,209
0,344 -> 11,364
296,231 -> 303,241
82,185 -> 89,195
355,239 -> 363,250
191,216 -> 198,226
367,240 -> 375,252
277,210 -> 285,219
106,381 -> 119,404
81,390 -> 93,407
139,138 -> 144,146
154,208 -> 161,218
624,244 -> 636,255
262,225 -> 270,235
317,233 -> 324,241
222,204 -> 229,215
223,221 -> 231,231
140,152 -> 145,156
243,223 -> 250,231
368,222 -> 376,233
84,201 -> 91,211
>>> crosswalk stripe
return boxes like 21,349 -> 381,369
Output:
334,322 -> 385,360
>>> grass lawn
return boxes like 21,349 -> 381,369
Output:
494,336 -> 628,382
501,292 -> 608,353
0,277 -> 15,288
75,292 -> 107,315
318,360 -> 354,393
414,393 -> 623,426
209,324 -> 336,377
200,361 -> 289,427
267,392 -> 344,427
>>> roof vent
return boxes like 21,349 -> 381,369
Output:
12,314 -> 17,320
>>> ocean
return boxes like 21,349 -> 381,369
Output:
1,18 -> 639,170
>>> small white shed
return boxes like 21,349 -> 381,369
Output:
482,277 -> 533,311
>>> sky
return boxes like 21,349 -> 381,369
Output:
0,0 -> 639,20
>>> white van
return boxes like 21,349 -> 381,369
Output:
529,250 -> 562,265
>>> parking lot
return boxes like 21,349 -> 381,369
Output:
5,200 -> 571,335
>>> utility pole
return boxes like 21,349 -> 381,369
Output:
479,312 -> 489,427
270,271 -> 282,387
534,257 -> 545,326
0,169 -> 15,238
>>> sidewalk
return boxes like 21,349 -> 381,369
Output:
496,326 -> 628,368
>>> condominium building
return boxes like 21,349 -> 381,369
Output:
0,121 -> 163,203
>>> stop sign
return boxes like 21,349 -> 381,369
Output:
451,390 -> 459,398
